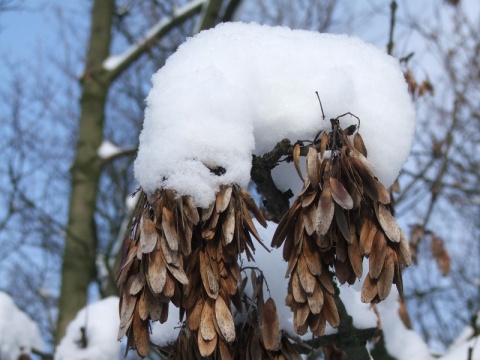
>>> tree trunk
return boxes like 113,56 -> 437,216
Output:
55,0 -> 114,343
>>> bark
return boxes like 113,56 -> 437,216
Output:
55,0 -> 115,343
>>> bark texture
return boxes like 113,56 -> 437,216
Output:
55,0 -> 114,343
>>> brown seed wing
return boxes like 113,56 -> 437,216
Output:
359,219 -> 376,256
118,284 -> 136,340
216,186 -> 233,213
294,303 -> 310,332
158,233 -> 178,265
133,309 -> 150,357
302,238 -> 322,276
317,182 -> 334,236
377,249 -> 395,300
239,188 -> 267,228
399,232 -> 412,266
146,290 -> 162,321
302,204 -> 318,236
307,283 -> 324,314
147,251 -> 166,294
376,204 -> 401,243
293,143 -> 304,181
197,330 -> 217,357
218,339 -> 232,360
272,202 -> 300,247
162,273 -> 175,298
137,291 -> 149,321
297,256 -> 316,295
291,271 -> 307,303
202,202 -> 215,222
361,275 -> 378,303
306,146 -> 320,189
334,204 -> 351,244
140,217 -> 158,254
348,223 -> 363,278
260,298 -> 281,351
162,207 -> 179,251
215,296 -> 236,343
369,231 -> 387,279
129,273 -> 145,296
241,201 -> 262,242
222,201 -> 236,245
377,182 -> 391,205
182,195 -> 200,224
319,270 -> 334,295
188,299 -> 204,331
353,133 -> 367,157
200,298 -> 216,341
320,132 -> 329,159
322,292 -> 340,328
330,177 -> 353,210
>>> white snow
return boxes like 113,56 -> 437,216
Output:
376,291 -> 432,360
340,285 -> 378,330
0,292 -> 43,360
55,296 -> 121,360
97,139 -> 122,159
135,22 -> 415,208
150,307 -> 182,347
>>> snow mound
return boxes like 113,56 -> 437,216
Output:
135,22 -> 415,207
55,296 -> 120,360
0,292 -> 43,360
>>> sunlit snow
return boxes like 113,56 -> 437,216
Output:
135,22 -> 415,207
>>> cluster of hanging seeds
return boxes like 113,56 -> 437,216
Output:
271,97 -> 412,336
117,184 -> 274,358
235,270 -> 302,360
117,189 -> 197,356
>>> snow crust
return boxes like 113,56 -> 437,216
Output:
0,292 -> 43,360
55,296 -> 120,360
135,22 -> 415,207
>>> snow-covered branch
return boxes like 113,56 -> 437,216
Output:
103,0 -> 207,81
96,139 -> 137,162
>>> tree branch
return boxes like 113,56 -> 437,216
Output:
194,0 -> 222,33
103,0 -> 207,82
250,138 -> 294,222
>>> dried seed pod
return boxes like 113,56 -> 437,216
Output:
293,143 -> 304,181
330,177 -> 354,210
260,298 -> 281,351
215,296 -> 235,343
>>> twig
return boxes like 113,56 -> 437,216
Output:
387,1 -> 397,55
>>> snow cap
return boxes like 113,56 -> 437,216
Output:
135,22 -> 415,207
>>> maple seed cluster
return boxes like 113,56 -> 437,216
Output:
118,184 -> 292,358
271,115 -> 412,336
